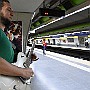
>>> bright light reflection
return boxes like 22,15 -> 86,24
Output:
30,64 -> 58,90
34,70 -> 58,90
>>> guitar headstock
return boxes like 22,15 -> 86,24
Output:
24,41 -> 36,67
31,41 -> 35,53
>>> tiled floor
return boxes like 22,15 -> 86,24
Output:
29,48 -> 90,90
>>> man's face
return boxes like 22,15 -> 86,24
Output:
1,2 -> 13,27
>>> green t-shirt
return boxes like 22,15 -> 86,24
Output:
0,29 -> 14,63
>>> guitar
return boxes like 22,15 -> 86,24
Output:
0,42 -> 35,90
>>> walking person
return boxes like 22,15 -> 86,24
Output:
42,39 -> 47,55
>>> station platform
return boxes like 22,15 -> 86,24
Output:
29,44 -> 90,60
26,47 -> 90,90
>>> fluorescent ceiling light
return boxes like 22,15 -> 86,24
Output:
29,30 -> 35,34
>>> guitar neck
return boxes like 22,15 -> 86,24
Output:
25,42 -> 35,68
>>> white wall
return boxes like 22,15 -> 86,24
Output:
12,12 -> 32,52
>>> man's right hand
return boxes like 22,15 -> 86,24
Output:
21,68 -> 34,79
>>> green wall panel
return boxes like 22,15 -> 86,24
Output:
34,21 -> 40,26
36,23 -> 90,37
57,5 -> 66,11
31,25 -> 35,29
70,0 -> 86,5
40,17 -> 50,22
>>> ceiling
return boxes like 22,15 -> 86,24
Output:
9,0 -> 45,13
35,7 -> 90,34
32,0 -> 90,34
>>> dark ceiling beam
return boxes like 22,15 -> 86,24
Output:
32,0 -> 60,23
48,0 -> 59,7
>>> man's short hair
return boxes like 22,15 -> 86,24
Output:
0,0 -> 2,8
0,0 -> 10,8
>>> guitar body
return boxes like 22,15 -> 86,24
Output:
0,52 -> 31,90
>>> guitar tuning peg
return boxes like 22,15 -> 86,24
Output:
21,55 -> 24,58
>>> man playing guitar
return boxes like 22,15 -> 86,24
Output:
0,0 -> 38,89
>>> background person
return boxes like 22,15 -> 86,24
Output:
42,39 -> 47,55
85,39 -> 89,48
